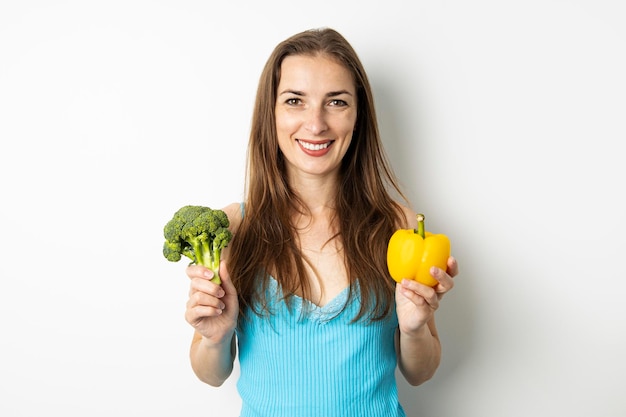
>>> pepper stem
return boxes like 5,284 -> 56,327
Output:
416,213 -> 426,239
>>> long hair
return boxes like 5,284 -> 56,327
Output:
228,28 -> 408,322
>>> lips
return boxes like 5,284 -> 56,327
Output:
297,139 -> 333,151
295,139 -> 335,157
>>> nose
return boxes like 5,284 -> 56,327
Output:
303,106 -> 328,136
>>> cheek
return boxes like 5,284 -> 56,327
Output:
339,110 -> 357,132
275,114 -> 295,152
275,110 -> 298,133
340,118 -> 357,138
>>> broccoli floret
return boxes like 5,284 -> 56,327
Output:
162,205 -> 233,284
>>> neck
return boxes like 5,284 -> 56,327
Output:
288,171 -> 340,212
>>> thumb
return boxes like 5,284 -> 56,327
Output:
218,260 -> 237,296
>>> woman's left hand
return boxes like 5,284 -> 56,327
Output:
395,256 -> 459,336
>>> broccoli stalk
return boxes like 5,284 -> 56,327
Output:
162,205 -> 233,284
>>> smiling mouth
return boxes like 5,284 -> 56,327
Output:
297,139 -> 334,151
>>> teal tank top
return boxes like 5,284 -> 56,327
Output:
235,203 -> 405,416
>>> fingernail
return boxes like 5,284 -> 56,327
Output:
430,266 -> 439,277
203,270 -> 213,278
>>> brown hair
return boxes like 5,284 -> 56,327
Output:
228,27 -> 408,322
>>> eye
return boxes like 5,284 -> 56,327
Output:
285,98 -> 302,106
329,99 -> 348,107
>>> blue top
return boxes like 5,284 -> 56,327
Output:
235,277 -> 405,417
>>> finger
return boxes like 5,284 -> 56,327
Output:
399,279 -> 439,309
186,264 -> 214,280
218,261 -> 237,296
189,277 -> 225,298
187,291 -> 226,312
446,256 -> 459,278
185,304 -> 224,325
431,267 -> 454,293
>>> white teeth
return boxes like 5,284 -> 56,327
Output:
298,140 -> 331,151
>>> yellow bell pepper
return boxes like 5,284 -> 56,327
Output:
387,214 -> 451,287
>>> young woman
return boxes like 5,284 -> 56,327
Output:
183,28 -> 458,417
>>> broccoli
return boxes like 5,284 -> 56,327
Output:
162,205 -> 233,284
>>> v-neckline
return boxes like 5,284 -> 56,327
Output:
267,276 -> 353,323
293,284 -> 350,310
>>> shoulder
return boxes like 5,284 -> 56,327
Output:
221,202 -> 244,234
394,203 -> 418,230
218,202 -> 243,262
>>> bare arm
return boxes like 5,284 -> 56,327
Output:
394,257 -> 458,385
190,329 -> 237,386
185,263 -> 239,386
186,203 -> 242,386
395,317 -> 441,386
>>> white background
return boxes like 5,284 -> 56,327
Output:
1,1 -> 625,416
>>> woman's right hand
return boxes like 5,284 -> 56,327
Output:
185,261 -> 239,345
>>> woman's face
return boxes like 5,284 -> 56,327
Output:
275,54 -> 357,182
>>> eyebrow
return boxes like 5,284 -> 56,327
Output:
278,89 -> 354,97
